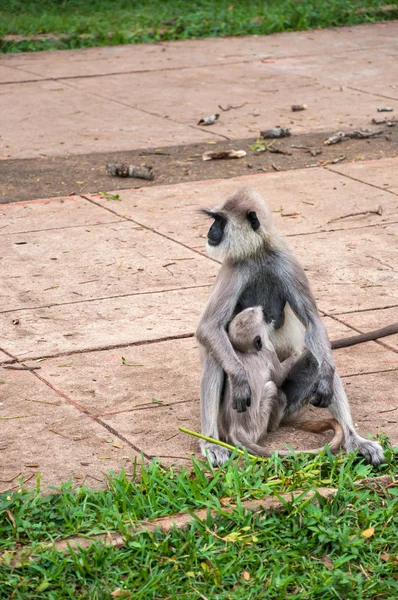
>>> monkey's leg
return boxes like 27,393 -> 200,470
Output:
328,373 -> 384,465
267,390 -> 287,432
200,354 -> 231,466
281,353 -> 385,465
281,350 -> 318,417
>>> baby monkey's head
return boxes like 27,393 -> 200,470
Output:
228,306 -> 273,354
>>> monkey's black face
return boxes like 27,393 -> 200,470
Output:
201,210 -> 226,246
208,216 -> 226,246
254,335 -> 262,351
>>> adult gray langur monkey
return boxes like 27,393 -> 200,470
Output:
196,187 -> 385,467
219,306 -> 344,457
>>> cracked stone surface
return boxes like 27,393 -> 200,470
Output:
88,167 -> 398,248
0,369 -> 139,491
28,337 -> 201,416
0,195 -> 122,235
330,157 -> 398,193
1,22 -> 398,490
1,22 -> 397,159
2,22 -> 396,80
0,80 -> 212,160
0,287 -> 209,360
0,220 -> 218,310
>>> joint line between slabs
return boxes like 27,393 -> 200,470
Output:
95,397 -> 196,418
347,85 -> 398,103
0,218 -> 125,238
13,364 -> 151,459
342,367 -> 398,379
324,165 -> 398,198
81,193 -> 221,264
8,332 -> 196,363
0,42 -> 394,86
286,219 -> 398,238
329,303 -> 398,316
0,346 -> 16,360
326,312 -> 398,355
62,79 -> 230,141
0,283 -> 211,315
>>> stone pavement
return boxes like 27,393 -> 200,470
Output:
0,22 -> 397,491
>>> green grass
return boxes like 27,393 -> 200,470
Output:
1,439 -> 397,599
1,0 -> 398,53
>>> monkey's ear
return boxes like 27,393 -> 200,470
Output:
247,210 -> 260,231
200,209 -> 221,220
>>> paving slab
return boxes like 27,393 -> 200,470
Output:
88,167 -> 398,249
0,64 -> 41,83
101,368 -> 398,465
0,80 -> 212,160
287,223 -> 398,314
0,195 -> 122,235
70,64 -> 384,140
0,368 -> 139,491
24,316 -> 394,420
0,287 -> 209,360
338,306 -> 398,351
267,46 -> 398,101
329,157 -> 398,193
2,23 -> 397,159
342,370 -> 398,443
1,22 -> 396,80
27,337 -> 200,416
0,220 -> 218,311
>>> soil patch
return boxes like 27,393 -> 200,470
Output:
1,128 -> 397,203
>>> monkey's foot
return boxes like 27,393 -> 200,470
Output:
200,441 -> 231,466
345,434 -> 385,466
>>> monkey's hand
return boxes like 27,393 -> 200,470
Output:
310,370 -> 335,408
231,376 -> 252,413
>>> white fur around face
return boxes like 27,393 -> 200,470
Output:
205,217 -> 265,262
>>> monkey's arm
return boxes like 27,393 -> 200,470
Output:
196,269 -> 252,412
280,256 -> 335,407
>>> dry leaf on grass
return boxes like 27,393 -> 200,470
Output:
361,527 -> 375,538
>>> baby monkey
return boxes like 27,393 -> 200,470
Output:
218,307 -> 343,457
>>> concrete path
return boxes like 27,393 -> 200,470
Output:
1,22 -> 397,491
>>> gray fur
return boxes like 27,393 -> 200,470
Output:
196,187 -> 385,466
219,307 -> 343,457
219,307 -> 293,455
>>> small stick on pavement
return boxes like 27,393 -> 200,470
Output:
3,365 -> 41,371
218,102 -> 248,111
327,205 -> 383,224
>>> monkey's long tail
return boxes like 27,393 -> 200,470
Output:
231,418 -> 343,458
331,322 -> 398,349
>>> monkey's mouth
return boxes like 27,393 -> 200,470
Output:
207,239 -> 220,246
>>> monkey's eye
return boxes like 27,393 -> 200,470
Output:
254,335 -> 262,351
247,210 -> 260,231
